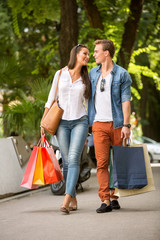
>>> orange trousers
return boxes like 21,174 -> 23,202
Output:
92,122 -> 123,201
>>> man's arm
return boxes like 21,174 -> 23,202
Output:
121,100 -> 131,139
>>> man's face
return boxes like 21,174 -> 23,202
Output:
93,44 -> 106,64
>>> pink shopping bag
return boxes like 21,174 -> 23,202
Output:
21,146 -> 39,189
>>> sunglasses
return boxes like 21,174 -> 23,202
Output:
100,78 -> 105,92
76,43 -> 83,48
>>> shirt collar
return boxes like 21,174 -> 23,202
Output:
96,61 -> 116,74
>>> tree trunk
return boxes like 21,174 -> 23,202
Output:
117,0 -> 144,69
59,0 -> 78,67
81,0 -> 104,30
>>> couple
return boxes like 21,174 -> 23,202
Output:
41,40 -> 132,214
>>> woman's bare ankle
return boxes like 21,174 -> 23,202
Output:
70,197 -> 77,206
62,194 -> 71,208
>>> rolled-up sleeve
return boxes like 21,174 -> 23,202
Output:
121,71 -> 132,103
45,70 -> 60,108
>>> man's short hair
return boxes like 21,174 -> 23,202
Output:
94,39 -> 115,58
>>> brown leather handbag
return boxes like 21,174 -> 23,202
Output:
41,69 -> 63,135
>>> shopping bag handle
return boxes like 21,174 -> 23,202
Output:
123,138 -> 130,147
42,136 -> 50,147
37,138 -> 42,147
36,137 -> 51,147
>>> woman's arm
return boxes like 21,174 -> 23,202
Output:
45,70 -> 60,109
40,108 -> 49,137
40,70 -> 60,137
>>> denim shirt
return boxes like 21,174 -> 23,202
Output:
88,61 -> 132,128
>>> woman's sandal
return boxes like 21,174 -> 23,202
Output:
60,206 -> 70,214
69,198 -> 78,211
69,205 -> 78,211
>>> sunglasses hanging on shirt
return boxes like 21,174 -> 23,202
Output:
100,78 -> 105,92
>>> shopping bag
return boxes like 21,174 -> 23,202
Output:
109,149 -> 114,189
46,147 -> 64,182
43,137 -> 63,182
32,147 -> 45,185
114,144 -> 155,197
41,147 -> 63,184
21,146 -> 39,189
113,144 -> 147,189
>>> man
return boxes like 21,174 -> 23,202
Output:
88,40 -> 132,213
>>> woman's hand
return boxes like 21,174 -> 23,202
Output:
40,108 -> 49,138
41,126 -> 45,137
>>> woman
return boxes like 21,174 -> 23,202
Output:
41,44 -> 91,214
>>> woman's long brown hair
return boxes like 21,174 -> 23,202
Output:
68,44 -> 91,99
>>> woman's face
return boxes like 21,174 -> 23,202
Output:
76,47 -> 89,66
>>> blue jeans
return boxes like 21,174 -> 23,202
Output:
56,115 -> 88,197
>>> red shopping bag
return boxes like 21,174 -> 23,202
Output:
43,137 -> 63,183
46,147 -> 63,182
21,146 -> 39,189
41,147 -> 60,184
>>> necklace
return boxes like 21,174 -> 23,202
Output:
69,70 -> 80,82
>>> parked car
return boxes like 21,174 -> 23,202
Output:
132,136 -> 160,162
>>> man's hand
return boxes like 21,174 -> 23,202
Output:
121,127 -> 130,139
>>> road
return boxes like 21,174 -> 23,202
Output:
0,165 -> 160,240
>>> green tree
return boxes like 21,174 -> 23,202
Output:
0,3 -> 29,136
1,0 -> 160,142
4,78 -> 51,142
128,0 -> 160,140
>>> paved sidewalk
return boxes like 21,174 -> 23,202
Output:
0,167 -> 160,240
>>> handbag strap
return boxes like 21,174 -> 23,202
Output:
50,69 -> 62,107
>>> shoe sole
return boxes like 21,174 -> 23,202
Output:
96,209 -> 112,213
69,207 -> 77,211
111,205 -> 121,210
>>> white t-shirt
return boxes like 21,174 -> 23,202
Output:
94,74 -> 113,122
45,67 -> 88,121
